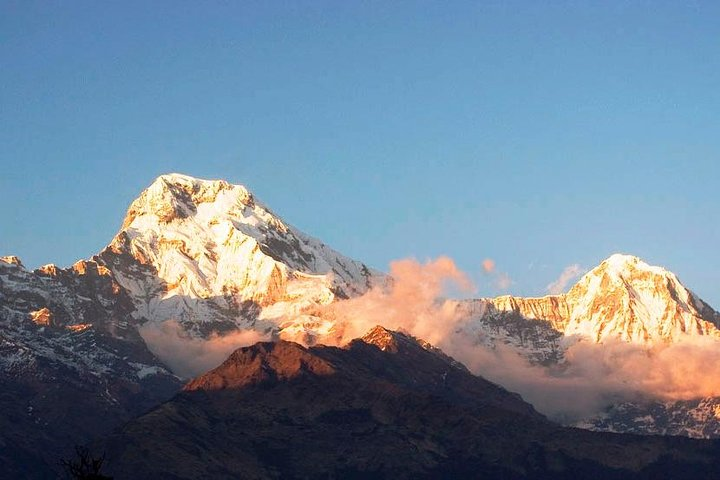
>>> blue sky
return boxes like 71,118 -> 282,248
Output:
1,1 -> 719,305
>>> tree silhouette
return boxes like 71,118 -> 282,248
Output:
60,446 -> 113,480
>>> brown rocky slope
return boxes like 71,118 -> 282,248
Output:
100,327 -> 720,479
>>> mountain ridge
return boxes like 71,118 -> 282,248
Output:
7,174 -> 718,349
461,253 -> 720,347
98,173 -> 381,339
99,326 -> 720,480
3,171 -> 720,478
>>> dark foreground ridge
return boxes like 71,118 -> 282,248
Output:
100,326 -> 720,479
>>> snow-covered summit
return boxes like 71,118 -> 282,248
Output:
121,173 -> 258,229
455,254 -> 720,352
563,254 -> 720,343
0,255 -> 24,268
596,253 -> 671,279
99,173 -> 379,336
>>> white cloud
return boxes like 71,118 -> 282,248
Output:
546,264 -> 584,294
139,320 -> 269,378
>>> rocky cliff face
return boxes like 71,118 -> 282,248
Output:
576,397 -> 720,439
0,256 -> 180,478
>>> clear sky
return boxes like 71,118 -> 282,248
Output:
1,1 -> 718,306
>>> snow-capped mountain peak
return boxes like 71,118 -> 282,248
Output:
564,254 -> 720,343
100,174 -> 379,336
597,254 -> 652,277
454,254 -> 720,357
121,173 -> 262,230
0,255 -> 24,268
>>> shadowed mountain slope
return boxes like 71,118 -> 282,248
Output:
100,327 -> 720,479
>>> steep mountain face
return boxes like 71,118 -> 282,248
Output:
0,174 -> 380,476
450,297 -> 566,365
576,397 -> 720,439
96,173 -> 379,338
563,255 -> 720,343
99,327 -> 720,480
454,254 -> 720,358
0,257 -> 180,478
